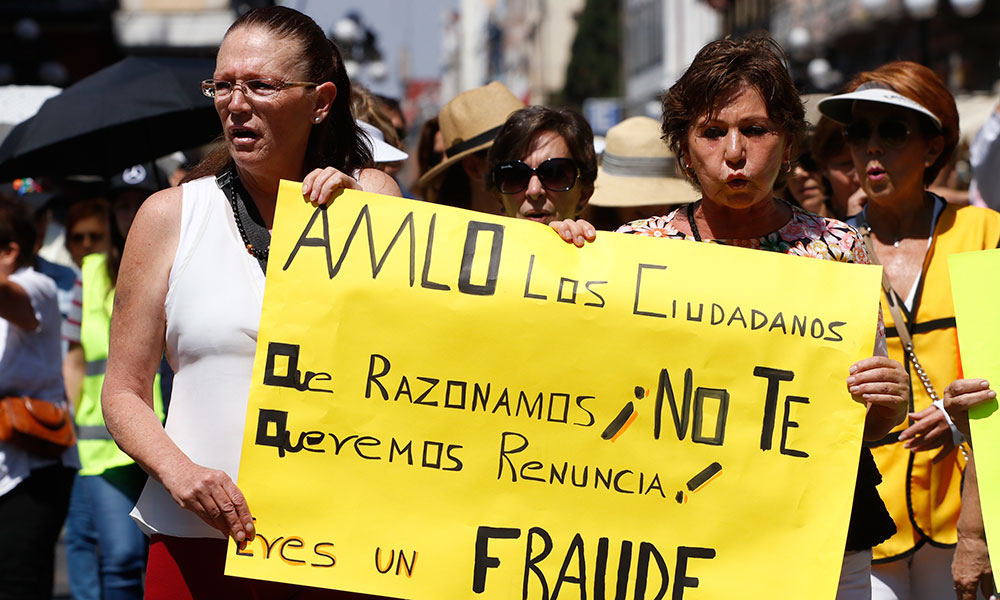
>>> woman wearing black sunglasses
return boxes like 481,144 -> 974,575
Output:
820,62 -> 1000,600
487,106 -> 597,237
554,36 -> 910,599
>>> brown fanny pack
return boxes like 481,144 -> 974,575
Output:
0,396 -> 76,458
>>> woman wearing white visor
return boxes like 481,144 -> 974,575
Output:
820,62 -> 1000,600
356,119 -> 408,166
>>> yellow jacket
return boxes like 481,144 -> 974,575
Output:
77,253 -> 165,475
869,201 -> 1000,562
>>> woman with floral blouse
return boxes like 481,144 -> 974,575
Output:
551,36 -> 910,599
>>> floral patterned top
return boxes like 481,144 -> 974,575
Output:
616,201 -> 871,264
616,200 -> 886,353
617,200 -> 894,551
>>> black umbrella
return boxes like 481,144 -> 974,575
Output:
0,55 -> 222,180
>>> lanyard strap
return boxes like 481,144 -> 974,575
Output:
216,166 -> 270,274
854,212 -> 940,403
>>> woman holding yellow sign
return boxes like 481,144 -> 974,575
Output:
820,62 -> 1000,600
553,35 -> 909,598
101,5 -> 398,598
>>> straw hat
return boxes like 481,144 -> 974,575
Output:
589,116 -> 699,207
417,81 -> 525,188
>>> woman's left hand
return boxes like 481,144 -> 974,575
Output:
847,356 -> 909,440
944,378 -> 995,440
899,405 -> 953,456
549,219 -> 597,247
301,167 -> 362,206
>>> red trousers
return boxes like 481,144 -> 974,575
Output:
146,535 -> 390,600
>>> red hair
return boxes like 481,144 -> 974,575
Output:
844,61 -> 958,185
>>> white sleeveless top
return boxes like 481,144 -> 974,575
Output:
131,175 -> 265,538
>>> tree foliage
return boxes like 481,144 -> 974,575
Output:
559,0 -> 622,109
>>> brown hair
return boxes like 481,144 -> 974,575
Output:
412,116 -> 442,198
186,6 -> 372,181
843,61 -> 958,185
374,94 -> 405,129
64,198 -> 110,250
434,160 -> 476,209
0,194 -> 36,269
661,35 -> 806,189
352,83 -> 404,151
487,106 -> 597,191
810,115 -> 848,166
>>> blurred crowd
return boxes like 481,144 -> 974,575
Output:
3,5 -> 1000,599
9,63 -> 1000,260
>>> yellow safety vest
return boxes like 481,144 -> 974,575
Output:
77,252 -> 166,476
870,202 -> 1000,562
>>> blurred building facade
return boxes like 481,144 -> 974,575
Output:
0,0 -> 275,88
722,0 -> 998,95
623,0 -> 721,117
439,0 -> 585,105
0,0 -> 121,87
113,0 -> 245,54
618,0 -> 999,138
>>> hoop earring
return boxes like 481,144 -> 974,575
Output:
781,161 -> 791,173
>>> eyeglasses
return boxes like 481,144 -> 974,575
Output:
844,119 -> 913,149
201,78 -> 318,100
492,158 -> 579,194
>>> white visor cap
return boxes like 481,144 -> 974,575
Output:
817,83 -> 942,130
357,119 -> 409,163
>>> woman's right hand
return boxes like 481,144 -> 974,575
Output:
899,405 -> 954,462
162,461 -> 255,543
845,183 -> 867,218
301,167 -> 362,206
103,187 -> 256,545
301,166 -> 402,205
549,219 -> 597,247
944,378 -> 996,439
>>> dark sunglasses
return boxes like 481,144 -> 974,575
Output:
844,119 -> 912,149
69,231 -> 105,244
492,158 -> 578,194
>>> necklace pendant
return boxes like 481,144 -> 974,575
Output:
893,240 -> 900,248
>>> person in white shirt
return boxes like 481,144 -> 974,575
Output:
0,193 -> 79,600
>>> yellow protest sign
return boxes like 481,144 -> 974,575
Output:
949,248 -> 1000,572
225,182 -> 882,599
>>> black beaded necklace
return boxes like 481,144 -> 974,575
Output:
686,201 -> 704,241
216,165 -> 270,273
686,198 -> 794,242
231,197 -> 268,260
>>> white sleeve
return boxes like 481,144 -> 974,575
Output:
12,268 -> 58,335
62,276 -> 83,343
